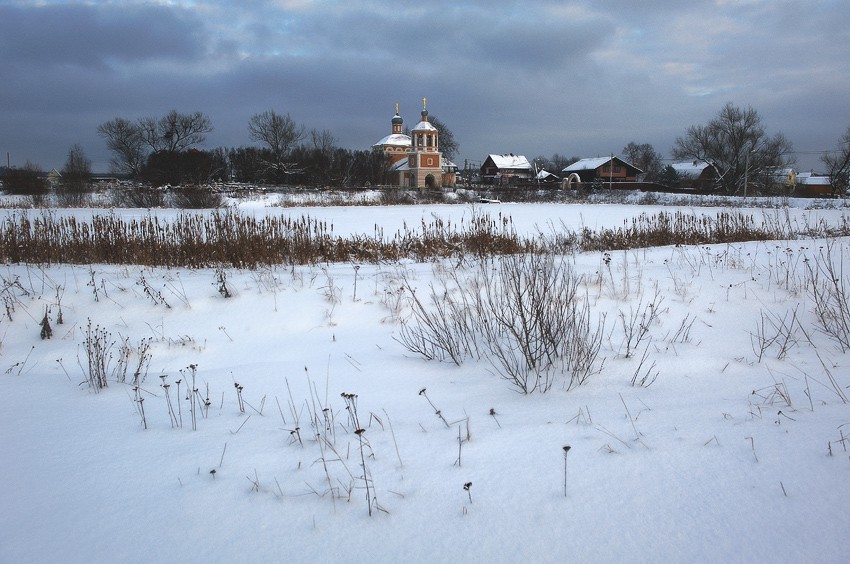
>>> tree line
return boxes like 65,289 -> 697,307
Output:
2,103 -> 849,198
94,109 -> 400,187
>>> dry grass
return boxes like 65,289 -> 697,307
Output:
576,210 -> 794,252
1,209 -> 842,267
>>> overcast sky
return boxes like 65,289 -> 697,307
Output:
1,0 -> 847,174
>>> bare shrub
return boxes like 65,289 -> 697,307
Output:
397,253 -> 606,393
1,272 -> 30,321
110,185 -> 167,208
379,188 -> 415,205
3,162 -> 49,204
168,186 -> 225,209
618,286 -> 666,358
806,241 -> 850,351
398,267 -> 479,366
750,306 -> 806,362
631,345 -> 658,387
54,183 -> 92,207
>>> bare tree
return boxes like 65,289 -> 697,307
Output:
97,117 -> 146,177
139,110 -> 213,153
309,129 -> 337,185
310,128 -> 337,154
821,126 -> 850,196
59,143 -> 92,206
426,115 -> 459,162
672,102 -> 794,195
531,154 -> 582,179
622,142 -> 663,181
551,153 -> 579,173
248,110 -> 305,178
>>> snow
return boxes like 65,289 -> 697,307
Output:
671,161 -> 713,177
487,153 -> 532,170
412,120 -> 437,132
372,133 -> 411,148
563,156 -> 614,172
564,156 -> 642,174
797,174 -> 831,186
2,200 -> 850,563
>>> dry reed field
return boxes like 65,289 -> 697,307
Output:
3,208 -> 846,267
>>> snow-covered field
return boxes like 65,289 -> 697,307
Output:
2,199 -> 849,563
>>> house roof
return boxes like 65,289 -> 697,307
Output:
486,154 -> 532,170
372,133 -> 411,148
797,174 -> 831,185
536,170 -> 559,180
671,161 -> 714,176
563,157 -> 609,172
562,156 -> 643,173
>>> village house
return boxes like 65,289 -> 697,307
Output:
795,171 -> 833,196
670,161 -> 719,191
480,154 -> 533,184
371,99 -> 455,188
562,156 -> 642,185
47,168 -> 62,186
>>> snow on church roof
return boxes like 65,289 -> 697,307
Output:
412,120 -> 437,132
372,133 -> 411,148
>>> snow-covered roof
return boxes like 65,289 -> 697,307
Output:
562,157 -> 611,172
372,133 -> 411,148
487,154 -> 532,170
798,174 -> 831,185
412,120 -> 437,132
562,156 -> 643,173
773,167 -> 796,176
536,170 -> 559,180
671,161 -> 713,177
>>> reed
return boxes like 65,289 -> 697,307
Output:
0,209 -> 834,268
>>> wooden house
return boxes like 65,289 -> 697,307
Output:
480,154 -> 533,184
562,156 -> 642,184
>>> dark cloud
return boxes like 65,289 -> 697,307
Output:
0,4 -> 205,69
1,0 -> 846,173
